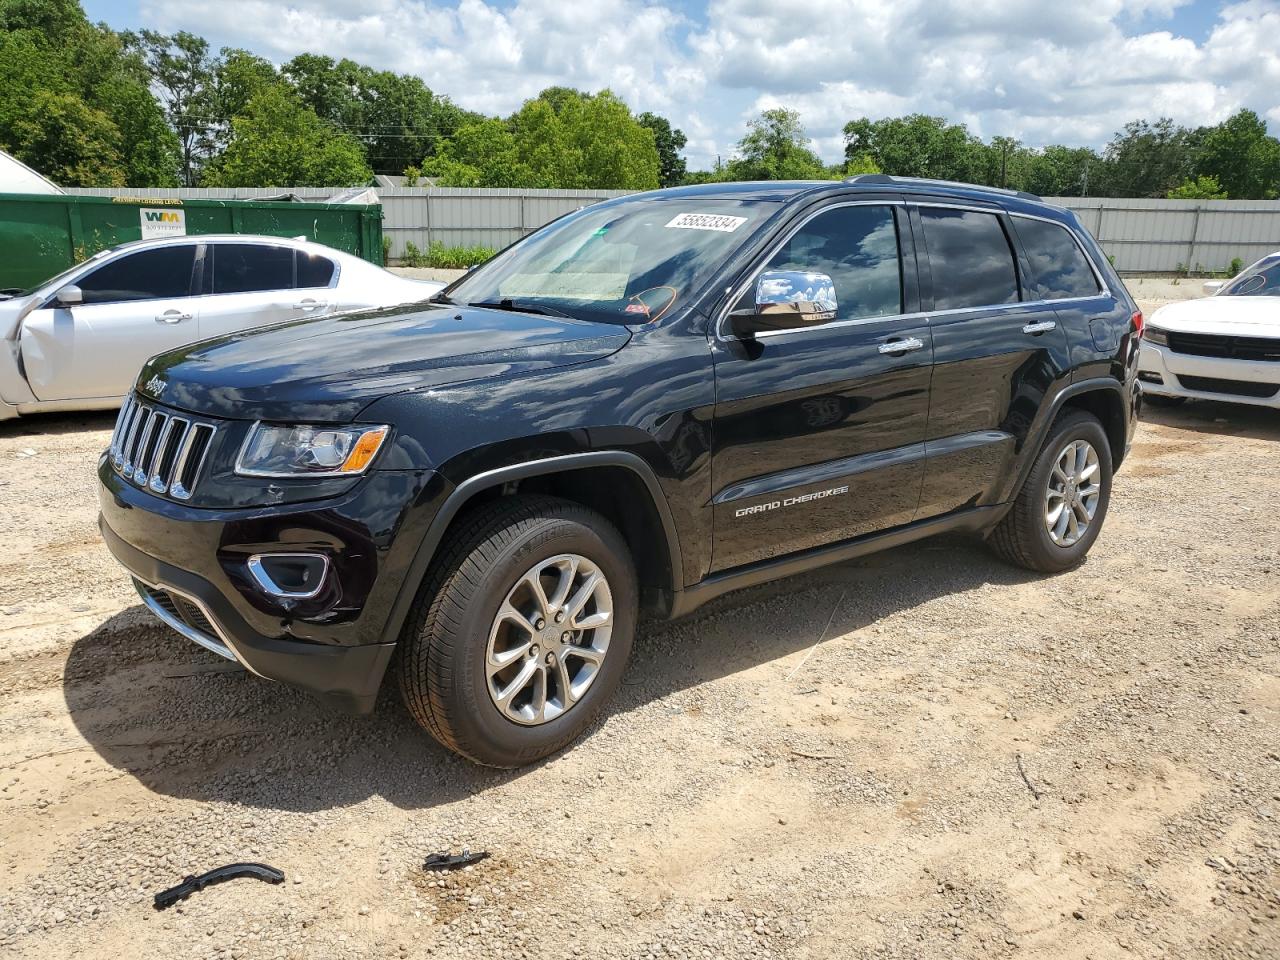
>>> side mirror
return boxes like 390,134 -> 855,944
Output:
730,270 -> 838,337
54,285 -> 83,306
1202,280 -> 1224,295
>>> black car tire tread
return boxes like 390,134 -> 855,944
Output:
397,494 -> 636,767
988,409 -> 1113,573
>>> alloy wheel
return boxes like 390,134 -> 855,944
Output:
1044,438 -> 1101,547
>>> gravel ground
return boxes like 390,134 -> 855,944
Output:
1,337 -> 1277,958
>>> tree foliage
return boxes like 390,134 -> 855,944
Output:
1167,175 -> 1227,200
423,88 -> 660,190
637,111 -> 687,187
0,0 -> 178,186
201,85 -> 371,187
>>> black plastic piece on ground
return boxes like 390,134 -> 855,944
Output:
423,850 -> 490,871
153,862 -> 286,910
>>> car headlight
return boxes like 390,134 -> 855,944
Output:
1145,326 -> 1169,346
235,423 -> 390,478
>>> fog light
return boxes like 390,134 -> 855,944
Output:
247,553 -> 330,599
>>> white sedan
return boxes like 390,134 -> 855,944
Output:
1139,252 -> 1280,410
0,235 -> 443,420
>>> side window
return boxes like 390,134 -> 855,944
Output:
297,252 -> 336,288
755,205 -> 902,323
212,244 -> 295,294
76,246 -> 196,304
1013,217 -> 1101,300
918,208 -> 1019,310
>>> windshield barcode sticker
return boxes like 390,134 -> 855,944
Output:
665,213 -> 747,233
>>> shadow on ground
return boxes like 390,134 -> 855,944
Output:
63,533 -> 1042,813
1140,397 -> 1280,441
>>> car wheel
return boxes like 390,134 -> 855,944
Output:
988,409 -> 1113,573
1142,393 -> 1186,408
397,495 -> 637,768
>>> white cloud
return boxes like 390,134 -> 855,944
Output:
138,0 -> 1280,168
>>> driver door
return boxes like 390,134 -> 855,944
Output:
708,201 -> 933,572
19,244 -> 199,402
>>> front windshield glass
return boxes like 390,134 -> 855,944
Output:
442,198 -> 779,323
1220,257 -> 1280,297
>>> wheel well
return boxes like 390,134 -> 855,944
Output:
445,466 -> 676,616
1061,388 -> 1126,468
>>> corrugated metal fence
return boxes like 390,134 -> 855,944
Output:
64,187 -> 1280,273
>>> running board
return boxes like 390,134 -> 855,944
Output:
667,505 -> 1005,619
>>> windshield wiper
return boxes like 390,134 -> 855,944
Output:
468,298 -> 575,320
429,291 -> 456,305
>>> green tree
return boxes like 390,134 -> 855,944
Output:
843,114 -> 984,182
637,111 -> 687,187
726,108 -> 826,180
202,85 -> 371,187
0,0 -> 177,186
123,30 -> 217,185
1166,175 -> 1228,199
1099,118 -> 1198,197
1022,145 -> 1099,197
421,117 -> 529,187
1195,109 -> 1280,199
212,48 -> 277,130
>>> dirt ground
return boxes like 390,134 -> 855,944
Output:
1,350 -> 1278,958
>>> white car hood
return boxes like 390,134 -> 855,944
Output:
1149,297 -> 1280,338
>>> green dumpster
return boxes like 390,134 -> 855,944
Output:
0,192 -> 384,292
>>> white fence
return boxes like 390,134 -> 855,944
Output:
64,187 -> 1280,273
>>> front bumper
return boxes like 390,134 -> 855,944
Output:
98,455 -> 447,713
1138,341 -> 1280,408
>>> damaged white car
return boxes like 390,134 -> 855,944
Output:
1,235 -> 442,420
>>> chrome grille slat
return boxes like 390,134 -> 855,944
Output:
131,411 -> 163,484
110,394 -> 218,500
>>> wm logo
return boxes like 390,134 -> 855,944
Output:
144,211 -> 182,223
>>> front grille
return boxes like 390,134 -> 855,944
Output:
1176,375 -> 1280,399
109,394 -> 217,499
1166,331 -> 1280,363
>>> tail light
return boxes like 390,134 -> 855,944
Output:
1132,309 -> 1144,338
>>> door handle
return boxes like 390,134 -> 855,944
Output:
1022,320 -> 1057,335
879,336 -> 925,355
292,299 -> 327,310
155,310 -> 192,324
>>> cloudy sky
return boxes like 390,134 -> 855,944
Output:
84,0 -> 1280,168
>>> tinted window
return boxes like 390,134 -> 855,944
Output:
1014,217 -> 1101,300
919,208 -> 1019,310
297,252 -> 336,288
1221,258 -> 1280,297
213,244 -> 294,294
77,246 -> 196,304
760,205 -> 902,323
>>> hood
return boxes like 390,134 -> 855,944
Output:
1149,296 -> 1280,338
138,302 -> 631,422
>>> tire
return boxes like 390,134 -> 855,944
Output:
397,495 -> 637,767
988,409 -> 1113,573
1142,393 -> 1186,408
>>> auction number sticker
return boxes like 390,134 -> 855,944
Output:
665,212 -> 747,233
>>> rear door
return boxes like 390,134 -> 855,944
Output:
197,242 -> 332,340
911,202 -> 1072,520
709,200 -> 933,572
19,244 -> 199,401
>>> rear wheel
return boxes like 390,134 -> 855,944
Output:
397,495 -> 637,767
988,409 -> 1113,573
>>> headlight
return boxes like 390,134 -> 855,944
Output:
235,423 -> 390,478
1145,326 -> 1169,346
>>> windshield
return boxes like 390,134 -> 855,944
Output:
1220,257 -> 1280,297
441,198 -> 779,324
18,249 -> 114,298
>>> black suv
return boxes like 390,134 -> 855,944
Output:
98,176 -> 1142,767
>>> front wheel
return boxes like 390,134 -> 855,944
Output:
988,410 -> 1113,573
397,495 -> 637,767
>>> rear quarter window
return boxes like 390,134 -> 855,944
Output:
1013,217 -> 1102,300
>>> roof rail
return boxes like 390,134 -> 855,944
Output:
843,173 -> 1041,203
